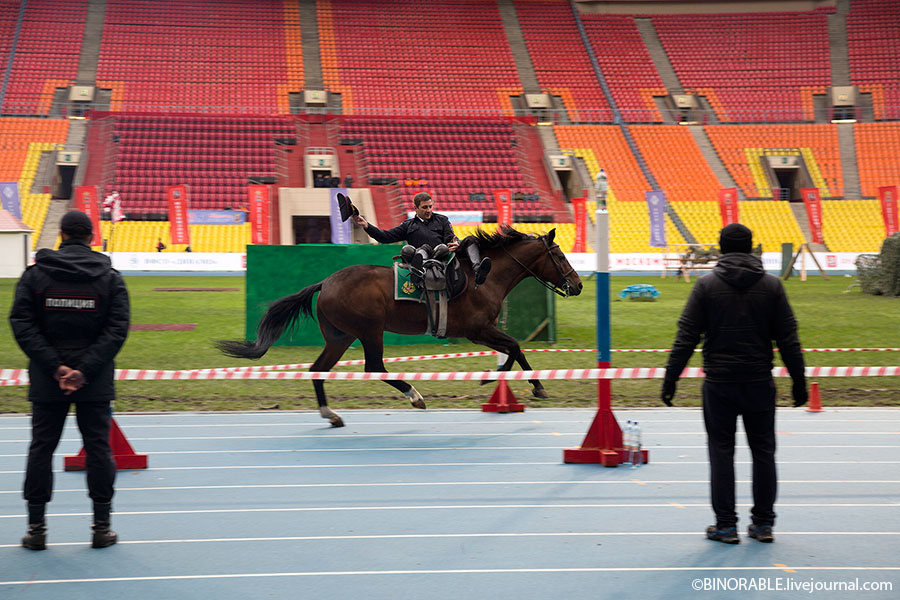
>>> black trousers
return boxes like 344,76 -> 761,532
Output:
702,379 -> 777,528
24,401 -> 116,505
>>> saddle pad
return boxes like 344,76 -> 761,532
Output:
394,263 -> 425,303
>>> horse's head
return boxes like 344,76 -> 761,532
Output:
535,229 -> 583,297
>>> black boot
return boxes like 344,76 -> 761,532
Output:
91,502 -> 117,548
23,523 -> 47,550
409,247 -> 429,286
22,503 -> 47,550
466,243 -> 491,285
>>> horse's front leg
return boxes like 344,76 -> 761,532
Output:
360,335 -> 426,410
467,327 -> 548,399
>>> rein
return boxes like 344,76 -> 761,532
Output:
502,237 -> 576,297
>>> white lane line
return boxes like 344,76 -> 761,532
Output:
2,566 -> 899,586
4,417 -> 900,430
1,530 -> 897,549
1,443 -> 897,458
2,443 -> 899,459
3,458 -> 900,476
1,430 -> 898,444
1,502 -> 897,519
2,479 -> 898,495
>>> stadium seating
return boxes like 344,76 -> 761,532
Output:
653,9 -> 832,122
580,14 -> 666,122
855,123 -> 900,198
342,117 -> 552,219
847,0 -> 900,117
96,221 -> 251,253
821,199 -> 885,252
703,124 -> 843,198
320,0 -> 521,114
1,0 -> 87,115
97,0 -> 302,112
514,0 -> 612,121
108,114 -> 295,215
0,118 -> 69,247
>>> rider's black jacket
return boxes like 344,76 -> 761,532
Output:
363,213 -> 456,248
9,239 -> 130,402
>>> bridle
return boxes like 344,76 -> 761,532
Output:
503,236 -> 577,297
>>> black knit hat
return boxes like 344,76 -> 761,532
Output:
60,210 -> 93,236
719,223 -> 752,254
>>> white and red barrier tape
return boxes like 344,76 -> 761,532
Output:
1,365 -> 898,386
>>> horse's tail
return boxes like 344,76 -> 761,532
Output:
216,282 -> 323,359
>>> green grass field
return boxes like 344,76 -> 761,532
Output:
0,274 -> 898,413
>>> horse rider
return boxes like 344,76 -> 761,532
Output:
353,192 -> 492,285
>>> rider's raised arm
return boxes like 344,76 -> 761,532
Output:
363,219 -> 411,244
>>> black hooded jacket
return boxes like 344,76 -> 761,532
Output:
9,239 -> 130,402
664,253 -> 805,385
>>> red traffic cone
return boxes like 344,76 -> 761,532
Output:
64,418 -> 148,470
806,382 -> 823,413
482,380 -> 525,413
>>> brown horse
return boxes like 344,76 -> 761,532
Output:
217,226 -> 583,426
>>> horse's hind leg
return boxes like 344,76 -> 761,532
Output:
468,326 -> 548,399
311,331 -> 354,427
359,335 -> 426,410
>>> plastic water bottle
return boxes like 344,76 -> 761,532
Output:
621,420 -> 633,467
630,421 -> 643,469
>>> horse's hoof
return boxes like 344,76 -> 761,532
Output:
330,416 -> 345,427
410,398 -> 426,410
532,388 -> 549,399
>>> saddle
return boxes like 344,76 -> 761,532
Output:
394,253 -> 467,338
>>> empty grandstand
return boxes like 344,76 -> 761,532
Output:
0,0 -> 896,260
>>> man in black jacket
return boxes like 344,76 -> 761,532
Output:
9,210 -> 130,550
354,192 -> 491,285
661,223 -> 807,545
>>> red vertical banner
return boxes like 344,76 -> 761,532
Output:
878,185 -> 899,237
493,189 -> 512,226
800,188 -> 824,244
73,185 -> 102,247
718,188 -> 739,227
166,184 -> 191,245
248,185 -> 270,244
571,197 -> 587,252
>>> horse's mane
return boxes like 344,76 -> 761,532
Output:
470,225 -> 541,250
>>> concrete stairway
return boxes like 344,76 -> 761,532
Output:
36,200 -> 70,250
828,0 -> 851,87
688,125 -> 744,199
498,0 -> 541,94
837,123 -> 861,199
790,202 -> 828,252
76,0 -> 106,84
634,18 -> 682,93
298,0 -> 323,90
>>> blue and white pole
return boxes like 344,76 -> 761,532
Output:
564,207 -> 626,465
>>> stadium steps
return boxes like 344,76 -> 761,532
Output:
687,124 -> 744,199
36,199 -> 71,250
789,202 -> 828,252
827,0 -> 851,86
837,123 -> 861,199
497,0 -> 540,94
76,0 -> 106,84
298,0 -> 323,90
633,17 -> 682,93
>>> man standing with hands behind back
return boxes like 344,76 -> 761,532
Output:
661,223 -> 807,545
9,210 -> 130,550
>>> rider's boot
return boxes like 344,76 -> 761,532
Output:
466,243 -> 491,285
410,246 -> 431,286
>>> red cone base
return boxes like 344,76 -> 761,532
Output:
563,373 -> 648,467
806,381 -> 824,413
64,418 -> 148,471
482,380 -> 525,413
